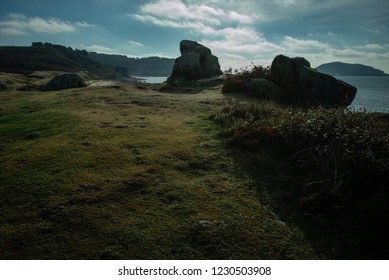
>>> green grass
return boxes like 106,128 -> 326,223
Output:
0,85 -> 337,259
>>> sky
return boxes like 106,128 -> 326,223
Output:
1,0 -> 389,73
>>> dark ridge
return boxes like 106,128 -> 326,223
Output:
0,42 -> 174,78
0,42 -> 117,77
88,52 -> 175,76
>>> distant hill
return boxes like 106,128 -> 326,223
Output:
0,42 -> 120,77
88,52 -> 175,77
316,62 -> 389,76
0,42 -> 175,78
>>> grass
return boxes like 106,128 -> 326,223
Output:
3,82 -> 385,259
0,84 -> 321,259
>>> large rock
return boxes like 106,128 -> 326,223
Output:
222,78 -> 288,103
168,40 -> 222,82
44,73 -> 85,91
271,55 -> 356,107
241,78 -> 288,102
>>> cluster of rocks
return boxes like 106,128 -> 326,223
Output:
3,39 -> 356,108
223,55 -> 356,107
167,40 -> 356,107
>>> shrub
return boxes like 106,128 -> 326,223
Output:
215,102 -> 285,144
222,64 -> 271,94
217,103 -> 389,194
215,102 -> 389,253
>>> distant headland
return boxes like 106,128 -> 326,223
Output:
0,42 -> 174,77
316,62 -> 389,77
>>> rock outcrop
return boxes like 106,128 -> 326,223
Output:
167,40 -> 222,82
223,77 -> 288,103
43,73 -> 85,91
223,54 -> 357,107
271,55 -> 356,107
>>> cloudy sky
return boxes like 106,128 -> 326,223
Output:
1,0 -> 389,72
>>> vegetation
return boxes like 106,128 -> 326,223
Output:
0,84 -> 320,259
215,102 -> 389,258
1,66 -> 388,258
222,64 -> 271,94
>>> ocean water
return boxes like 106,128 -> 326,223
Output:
134,76 -> 168,83
337,76 -> 389,113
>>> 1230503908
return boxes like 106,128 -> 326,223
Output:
211,266 -> 271,276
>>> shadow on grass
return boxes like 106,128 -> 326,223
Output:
222,137 -> 389,259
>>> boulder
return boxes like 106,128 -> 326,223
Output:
168,40 -> 222,82
271,55 -> 356,107
241,78 -> 288,102
223,78 -> 288,103
159,75 -> 225,93
43,73 -> 85,91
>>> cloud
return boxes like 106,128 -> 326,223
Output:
143,52 -> 176,58
200,28 -> 282,54
360,26 -> 383,34
132,14 -> 217,34
131,0 -> 276,69
132,0 -> 255,28
228,11 -> 253,24
325,48 -> 374,59
130,1 -> 344,69
85,44 -> 117,54
138,0 -> 223,25
0,13 -> 95,35
354,44 -> 388,51
127,40 -> 144,47
75,21 -> 97,28
281,36 -> 331,53
130,0 -> 389,72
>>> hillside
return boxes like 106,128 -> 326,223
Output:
0,43 -> 121,77
88,52 -> 175,76
316,62 -> 389,76
0,43 -> 175,78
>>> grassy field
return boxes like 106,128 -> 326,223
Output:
1,82 -> 378,259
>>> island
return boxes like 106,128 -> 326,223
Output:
316,62 -> 389,76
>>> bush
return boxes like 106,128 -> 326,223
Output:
216,103 -> 389,194
215,102 -> 389,255
222,64 -> 271,94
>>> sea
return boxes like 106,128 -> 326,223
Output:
337,76 -> 389,113
138,76 -> 389,113
134,76 -> 168,84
